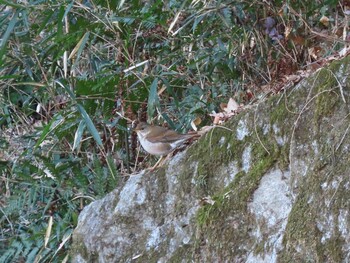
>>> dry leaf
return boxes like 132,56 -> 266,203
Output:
157,85 -> 167,95
225,98 -> 239,113
220,102 -> 227,111
197,125 -> 215,135
44,216 -> 53,247
211,98 -> 243,125
199,196 -> 215,206
250,36 -> 256,49
284,74 -> 301,83
284,25 -> 292,39
212,113 -> 223,125
190,117 -> 202,131
320,15 -> 330,27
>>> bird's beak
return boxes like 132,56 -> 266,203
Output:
134,122 -> 147,132
133,124 -> 142,132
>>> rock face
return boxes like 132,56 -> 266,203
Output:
71,57 -> 350,262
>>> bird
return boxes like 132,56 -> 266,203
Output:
134,122 -> 198,155
134,122 -> 199,168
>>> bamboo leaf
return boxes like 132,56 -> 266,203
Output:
56,6 -> 64,37
73,120 -> 86,151
56,80 -> 103,146
76,104 -> 103,146
147,78 -> 159,122
0,10 -> 18,62
34,115 -> 65,149
69,31 -> 90,69
63,1 -> 74,21
0,0 -> 24,8
106,154 -> 118,180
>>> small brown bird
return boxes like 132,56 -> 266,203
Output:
134,122 -> 198,156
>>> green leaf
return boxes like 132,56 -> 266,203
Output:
56,80 -> 103,146
147,78 -> 159,122
0,10 -> 18,63
106,153 -> 118,180
63,1 -> 75,21
73,120 -> 86,151
71,31 -> 91,70
34,115 -> 65,150
0,0 -> 24,8
76,104 -> 103,146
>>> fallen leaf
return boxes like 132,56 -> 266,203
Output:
220,102 -> 227,111
197,125 -> 215,135
284,25 -> 292,39
199,196 -> 215,206
320,15 -> 330,27
225,98 -> 239,113
190,117 -> 202,131
284,74 -> 301,83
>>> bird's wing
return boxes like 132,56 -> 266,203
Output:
147,126 -> 198,143
146,129 -> 179,143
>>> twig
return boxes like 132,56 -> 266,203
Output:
254,103 -> 270,155
326,69 -> 346,103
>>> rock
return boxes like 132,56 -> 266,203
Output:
71,56 -> 350,262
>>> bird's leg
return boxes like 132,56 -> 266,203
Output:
149,150 -> 178,171
150,156 -> 165,171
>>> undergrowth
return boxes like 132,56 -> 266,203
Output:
0,0 -> 348,261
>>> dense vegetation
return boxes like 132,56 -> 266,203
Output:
0,0 -> 347,261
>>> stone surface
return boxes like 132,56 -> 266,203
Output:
71,56 -> 350,262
